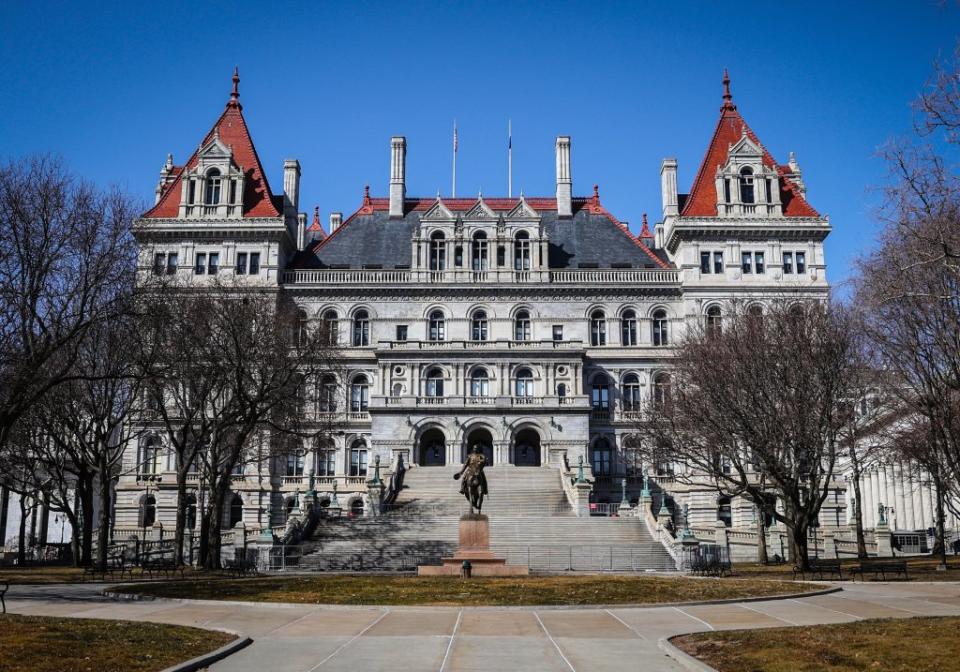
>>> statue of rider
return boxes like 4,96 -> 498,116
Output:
454,444 -> 489,513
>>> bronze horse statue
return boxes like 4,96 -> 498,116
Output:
454,444 -> 488,514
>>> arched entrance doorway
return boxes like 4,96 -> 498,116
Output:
463,427 -> 494,464
419,428 -> 447,466
513,428 -> 541,467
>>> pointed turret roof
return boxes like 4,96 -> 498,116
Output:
681,70 -> 819,218
142,68 -> 281,219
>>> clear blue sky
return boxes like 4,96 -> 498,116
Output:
2,1 -> 957,288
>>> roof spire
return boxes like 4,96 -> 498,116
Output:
227,66 -> 242,110
640,212 -> 652,238
721,68 -> 736,112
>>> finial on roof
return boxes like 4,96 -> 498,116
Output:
593,184 -> 599,199
640,213 -> 652,238
307,206 -> 322,231
721,68 -> 736,112
363,184 -> 371,203
227,66 -> 242,110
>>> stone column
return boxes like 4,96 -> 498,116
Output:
875,519 -> 893,557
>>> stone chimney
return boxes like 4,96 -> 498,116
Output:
660,158 -> 678,218
389,136 -> 406,218
283,159 -> 301,218
329,212 -> 343,232
555,136 -> 572,218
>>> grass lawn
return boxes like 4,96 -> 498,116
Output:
116,574 -> 813,606
733,555 -> 960,581
673,616 -> 960,672
0,614 -> 235,672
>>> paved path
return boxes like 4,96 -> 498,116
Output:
6,581 -> 960,671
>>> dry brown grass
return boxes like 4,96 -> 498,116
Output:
117,574 -> 812,606
0,565 -> 205,585
674,616 -> 960,672
733,555 -> 960,581
0,614 -> 235,672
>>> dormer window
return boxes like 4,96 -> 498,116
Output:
472,232 -> 488,271
204,169 -> 222,205
739,167 -> 755,204
429,232 -> 446,272
514,231 -> 531,271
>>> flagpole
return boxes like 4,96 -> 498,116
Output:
452,119 -> 458,198
508,119 -> 512,198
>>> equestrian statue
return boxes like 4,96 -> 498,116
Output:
454,444 -> 488,514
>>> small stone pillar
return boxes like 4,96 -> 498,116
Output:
618,478 -> 632,515
875,522 -> 893,557
252,501 -> 278,571
366,455 -> 385,518
821,530 -> 837,560
714,520 -> 728,547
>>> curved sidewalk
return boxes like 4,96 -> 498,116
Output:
6,581 -> 960,672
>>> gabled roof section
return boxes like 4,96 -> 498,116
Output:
681,70 -> 819,218
141,68 -> 281,219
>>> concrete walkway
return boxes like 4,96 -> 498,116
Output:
6,581 -> 960,671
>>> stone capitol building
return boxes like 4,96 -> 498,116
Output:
106,69 -> 872,567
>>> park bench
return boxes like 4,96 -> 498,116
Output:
222,550 -> 259,577
687,549 -> 731,577
850,559 -> 908,581
1,580 -> 7,613
82,554 -> 133,582
141,554 -> 184,580
792,558 -> 844,581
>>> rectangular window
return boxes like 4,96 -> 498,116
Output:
208,252 -> 219,275
700,251 -> 711,274
166,253 -> 178,275
154,253 -> 165,276
188,181 -> 196,204
454,245 -> 463,267
741,251 -> 753,274
713,252 -> 724,274
496,246 -> 505,267
796,251 -> 806,274
249,252 -> 260,274
236,252 -> 247,275
591,385 -> 609,410
783,252 -> 794,274
755,251 -> 765,274
229,180 -> 237,204
765,178 -> 773,204
195,252 -> 207,275
723,178 -> 731,203
552,325 -> 563,342
395,325 -> 408,342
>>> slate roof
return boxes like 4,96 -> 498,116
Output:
681,71 -> 819,218
289,192 -> 672,270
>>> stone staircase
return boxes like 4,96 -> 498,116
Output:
296,465 -> 677,572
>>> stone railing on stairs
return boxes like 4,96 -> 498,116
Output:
639,497 -> 684,570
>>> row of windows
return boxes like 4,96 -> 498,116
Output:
428,230 -> 533,272
590,309 -> 669,347
152,251 -> 261,276
186,168 -> 239,206
699,250 -> 806,275
284,440 -> 369,477
722,167 -> 773,205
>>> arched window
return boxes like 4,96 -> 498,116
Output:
350,498 -> 365,517
316,441 -> 337,476
515,367 -> 534,398
514,231 -> 531,271
425,367 -> 445,397
319,375 -> 337,413
471,310 -> 488,341
590,310 -> 607,346
652,309 -> 669,346
470,368 -> 490,397
185,494 -> 197,530
592,376 -> 610,416
592,438 -> 612,477
652,373 -> 671,408
349,440 -> 368,477
557,383 -> 567,401
428,310 -> 445,341
429,231 -> 446,271
295,309 -> 309,347
705,305 -> 722,335
472,232 -> 488,271
204,168 -> 222,205
622,373 -> 642,412
141,494 -> 157,528
322,310 -> 338,344
285,449 -> 305,476
739,167 -> 755,204
229,494 -> 243,527
141,437 -> 161,475
350,375 -> 369,413
514,310 -> 531,341
621,310 -> 637,346
352,310 -> 369,347
717,496 -> 732,528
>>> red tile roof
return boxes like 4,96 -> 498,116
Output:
141,70 -> 281,219
681,73 -> 819,218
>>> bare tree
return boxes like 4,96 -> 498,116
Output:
639,301 -> 858,570
0,156 -> 138,450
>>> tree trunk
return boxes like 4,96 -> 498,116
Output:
17,494 -> 28,565
934,476 -> 948,568
204,500 -> 224,570
173,470 -> 188,566
95,471 -> 113,570
790,519 -> 810,570
755,512 -> 768,564
78,476 -> 95,567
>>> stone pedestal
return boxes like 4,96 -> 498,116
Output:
875,523 -> 893,557
418,514 -> 529,577
572,481 -> 593,517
